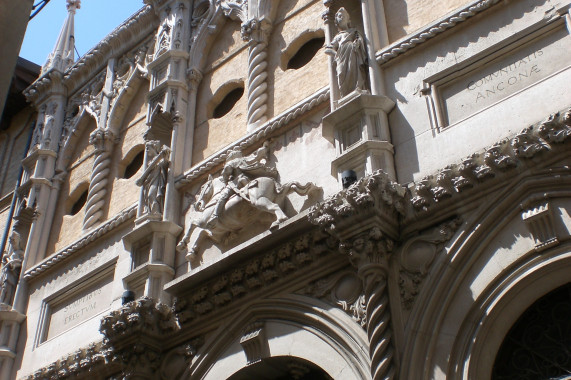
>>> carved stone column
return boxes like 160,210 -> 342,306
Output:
83,129 -> 116,230
309,170 -> 406,380
221,0 -> 278,132
341,228 -> 396,380
322,0 -> 340,110
243,18 -> 271,131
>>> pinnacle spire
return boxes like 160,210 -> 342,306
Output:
42,0 -> 81,75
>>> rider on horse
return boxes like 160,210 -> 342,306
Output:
206,141 -> 277,228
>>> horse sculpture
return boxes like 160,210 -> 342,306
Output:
177,174 -> 319,259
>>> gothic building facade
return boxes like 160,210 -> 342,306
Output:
0,0 -> 570,378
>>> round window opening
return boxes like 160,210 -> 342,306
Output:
69,188 -> 88,215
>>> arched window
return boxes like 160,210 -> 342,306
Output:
122,149 -> 144,179
213,87 -> 244,119
68,184 -> 89,215
227,357 -> 332,380
287,37 -> 325,70
492,283 -> 571,380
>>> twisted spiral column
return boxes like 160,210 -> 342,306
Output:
242,18 -> 271,132
361,264 -> 396,380
247,40 -> 268,128
83,129 -> 115,230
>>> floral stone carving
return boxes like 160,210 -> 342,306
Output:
177,141 -> 320,259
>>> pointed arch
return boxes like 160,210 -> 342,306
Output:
56,108 -> 96,172
401,171 -> 571,379
185,294 -> 370,379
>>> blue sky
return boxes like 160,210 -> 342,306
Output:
20,0 -> 145,65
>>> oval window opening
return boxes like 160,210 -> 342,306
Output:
287,37 -> 325,70
123,150 -> 144,179
69,189 -> 88,215
213,87 -> 244,119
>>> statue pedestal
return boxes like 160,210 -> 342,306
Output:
122,220 -> 182,302
322,93 -> 396,185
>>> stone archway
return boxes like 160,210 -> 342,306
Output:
492,282 -> 571,380
227,356 -> 333,380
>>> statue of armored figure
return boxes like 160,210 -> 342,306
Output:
0,231 -> 24,306
178,141 -> 320,259
326,7 -> 368,98
136,141 -> 171,216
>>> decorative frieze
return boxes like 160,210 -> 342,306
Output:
377,0 -> 502,65
173,231 -> 337,325
409,109 -> 571,214
23,342 -> 107,380
308,169 -> 405,238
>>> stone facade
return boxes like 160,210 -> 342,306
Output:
1,0 -> 570,379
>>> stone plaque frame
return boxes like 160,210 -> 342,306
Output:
35,261 -> 116,346
422,15 -> 571,132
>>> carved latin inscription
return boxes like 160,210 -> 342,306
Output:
437,23 -> 571,127
45,274 -> 113,340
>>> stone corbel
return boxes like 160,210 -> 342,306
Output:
240,321 -> 269,364
309,170 -> 405,380
521,200 -> 559,252
100,297 -> 180,379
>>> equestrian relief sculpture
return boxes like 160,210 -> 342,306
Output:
177,141 -> 320,259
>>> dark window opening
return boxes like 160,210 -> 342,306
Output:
70,189 -> 88,215
492,283 -> 571,380
287,37 -> 325,70
213,87 -> 244,119
123,150 -> 144,179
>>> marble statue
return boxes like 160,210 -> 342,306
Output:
136,141 -> 170,216
177,141 -> 320,259
327,7 -> 368,98
0,231 -> 24,306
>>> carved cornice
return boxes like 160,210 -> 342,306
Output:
23,204 -> 137,281
376,0 -> 501,65
100,297 -> 179,342
100,297 -> 180,378
23,341 -> 108,380
176,87 -> 329,188
408,109 -> 571,216
172,231 -> 338,326
308,170 -> 406,240
25,6 -> 158,104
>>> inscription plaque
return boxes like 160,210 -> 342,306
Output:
434,22 -> 571,127
45,273 -> 113,340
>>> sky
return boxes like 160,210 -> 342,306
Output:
20,0 -> 145,66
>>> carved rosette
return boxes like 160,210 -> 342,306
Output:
100,297 -> 179,379
83,129 -> 116,230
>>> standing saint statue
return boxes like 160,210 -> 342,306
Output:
137,141 -> 170,216
0,231 -> 24,306
327,7 -> 368,98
